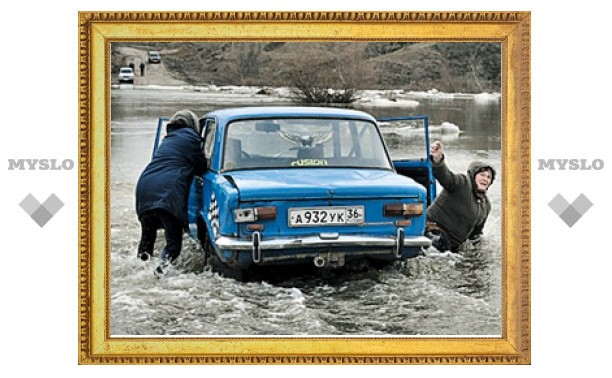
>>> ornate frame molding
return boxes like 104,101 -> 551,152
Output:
78,11 -> 530,364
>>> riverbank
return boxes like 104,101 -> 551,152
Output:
111,83 -> 501,108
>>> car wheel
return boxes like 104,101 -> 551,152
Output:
197,216 -> 213,266
207,252 -> 254,282
197,217 -> 252,281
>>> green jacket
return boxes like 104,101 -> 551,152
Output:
426,157 -> 495,246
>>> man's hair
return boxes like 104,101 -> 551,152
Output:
468,161 -> 496,185
167,109 -> 200,134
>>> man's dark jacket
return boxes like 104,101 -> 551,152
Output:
426,158 -> 495,246
135,126 -> 207,224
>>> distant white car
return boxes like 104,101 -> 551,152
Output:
118,67 -> 134,84
148,51 -> 161,63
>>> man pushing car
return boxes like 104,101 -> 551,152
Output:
425,140 -> 496,253
135,109 -> 208,277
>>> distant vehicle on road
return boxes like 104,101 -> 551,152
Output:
148,51 -> 161,63
118,67 -> 134,84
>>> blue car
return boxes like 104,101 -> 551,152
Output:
152,107 -> 436,280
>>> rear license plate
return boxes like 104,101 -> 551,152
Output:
289,206 -> 364,227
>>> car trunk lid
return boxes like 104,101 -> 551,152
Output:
227,168 -> 424,201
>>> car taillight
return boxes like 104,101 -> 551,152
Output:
384,203 -> 424,217
234,206 -> 277,223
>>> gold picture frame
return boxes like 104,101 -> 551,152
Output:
78,11 -> 530,364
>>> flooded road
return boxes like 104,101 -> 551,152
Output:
110,86 -> 502,336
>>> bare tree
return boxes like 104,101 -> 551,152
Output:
220,43 -> 264,85
278,43 -> 375,104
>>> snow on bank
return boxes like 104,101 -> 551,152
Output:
380,120 -> 461,136
397,89 -> 501,104
112,83 -> 500,107
354,90 -> 419,108
435,121 -> 461,134
474,92 -> 501,103
181,85 -> 500,107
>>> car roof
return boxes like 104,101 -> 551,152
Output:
202,106 -> 377,124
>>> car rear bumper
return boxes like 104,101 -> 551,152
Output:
216,233 -> 431,250
215,231 -> 431,265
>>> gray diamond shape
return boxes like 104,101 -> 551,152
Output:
30,206 -> 54,227
571,193 -> 593,214
19,193 -> 41,215
42,194 -> 64,214
548,194 -> 569,216
549,193 -> 594,228
19,193 -> 65,227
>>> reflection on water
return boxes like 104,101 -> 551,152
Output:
111,88 -> 501,150
110,87 -> 502,336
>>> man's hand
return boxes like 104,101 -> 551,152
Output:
430,140 -> 444,163
468,234 -> 482,247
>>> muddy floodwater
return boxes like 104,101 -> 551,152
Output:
110,86 -> 502,336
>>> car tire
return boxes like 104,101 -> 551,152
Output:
196,216 -> 213,266
208,252 -> 254,282
197,217 -> 253,281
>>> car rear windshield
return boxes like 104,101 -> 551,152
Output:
223,118 -> 392,171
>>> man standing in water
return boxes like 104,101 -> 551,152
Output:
135,109 -> 208,277
425,140 -> 496,252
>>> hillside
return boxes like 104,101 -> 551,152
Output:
111,42 -> 501,94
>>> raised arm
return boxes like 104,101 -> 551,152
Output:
429,141 -> 466,192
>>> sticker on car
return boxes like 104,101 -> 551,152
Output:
290,159 -> 328,167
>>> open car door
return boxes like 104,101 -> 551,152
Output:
151,116 -> 169,156
377,115 -> 436,206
